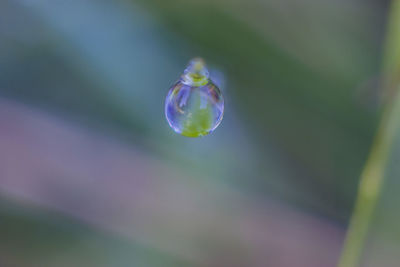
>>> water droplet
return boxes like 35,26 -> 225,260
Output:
165,58 -> 224,137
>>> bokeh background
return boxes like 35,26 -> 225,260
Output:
0,0 -> 399,266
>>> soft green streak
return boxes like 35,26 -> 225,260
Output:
382,0 -> 400,97
338,91 -> 400,267
337,1 -> 400,266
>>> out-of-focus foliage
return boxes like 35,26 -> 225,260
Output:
0,0 -> 397,266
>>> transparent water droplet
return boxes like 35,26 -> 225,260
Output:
165,58 -> 224,137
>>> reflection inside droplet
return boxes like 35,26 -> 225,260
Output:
165,58 -> 224,137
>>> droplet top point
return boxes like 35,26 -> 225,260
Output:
182,58 -> 209,86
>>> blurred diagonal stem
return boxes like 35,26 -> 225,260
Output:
338,1 -> 400,267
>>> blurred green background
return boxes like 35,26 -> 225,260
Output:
0,0 -> 399,266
